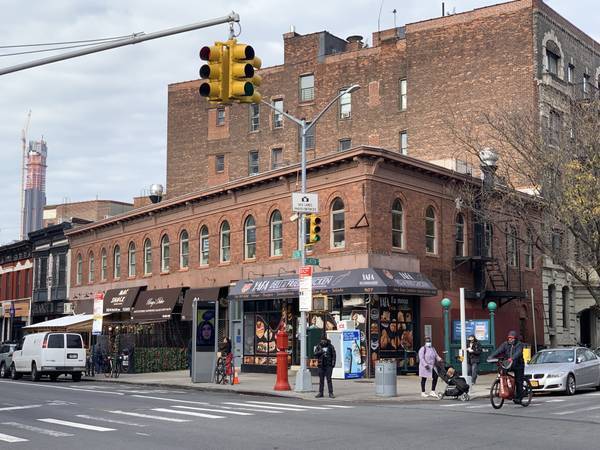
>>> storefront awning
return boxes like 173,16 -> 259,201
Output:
228,268 -> 437,300
23,313 -> 108,332
181,287 -> 225,321
104,286 -> 144,313
131,288 -> 183,322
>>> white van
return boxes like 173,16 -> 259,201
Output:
11,332 -> 86,382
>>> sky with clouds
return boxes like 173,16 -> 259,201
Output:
0,0 -> 596,245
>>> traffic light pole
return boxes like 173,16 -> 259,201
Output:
0,12 -> 240,76
260,83 -> 360,392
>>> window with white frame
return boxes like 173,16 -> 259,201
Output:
399,79 -> 407,110
299,74 -> 315,102
567,64 -> 574,83
339,89 -> 352,119
248,150 -> 259,175
113,245 -> 121,279
547,49 -> 559,75
425,206 -> 436,254
161,235 -> 170,272
101,248 -> 107,280
220,221 -> 231,263
215,155 -> 225,173
200,226 -> 209,265
88,252 -> 95,283
216,107 -> 225,126
244,216 -> 256,260
583,74 -> 590,95
143,239 -> 152,275
270,210 -> 283,257
249,103 -> 260,131
455,214 -> 465,257
76,254 -> 82,285
128,242 -> 136,277
331,198 -> 345,249
271,148 -> 283,170
272,99 -> 283,128
400,131 -> 408,155
180,230 -> 189,269
392,199 -> 404,249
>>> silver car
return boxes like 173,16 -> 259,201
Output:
525,347 -> 600,395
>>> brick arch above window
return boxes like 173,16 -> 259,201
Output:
542,30 -> 564,79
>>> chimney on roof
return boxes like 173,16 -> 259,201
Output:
346,35 -> 364,51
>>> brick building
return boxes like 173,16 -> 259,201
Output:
0,240 -> 33,342
42,200 -> 133,229
67,147 -> 543,373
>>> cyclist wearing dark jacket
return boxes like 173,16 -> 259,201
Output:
489,330 -> 525,403
314,338 -> 336,398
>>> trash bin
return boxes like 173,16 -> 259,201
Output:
375,359 -> 397,397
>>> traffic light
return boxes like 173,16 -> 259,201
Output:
309,214 -> 321,243
199,43 -> 227,103
227,39 -> 262,104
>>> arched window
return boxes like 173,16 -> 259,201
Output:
128,242 -> 136,277
220,221 -> 231,263
113,245 -> 121,279
455,214 -> 465,257
331,198 -> 345,249
270,210 -> 283,256
548,284 -> 556,328
76,254 -> 83,285
143,239 -> 152,275
161,235 -> 170,272
562,286 -> 569,329
88,252 -> 95,283
199,226 -> 209,265
525,232 -> 534,269
392,199 -> 404,249
507,226 -> 518,267
244,216 -> 256,260
180,230 -> 189,268
425,206 -> 436,254
100,248 -> 107,280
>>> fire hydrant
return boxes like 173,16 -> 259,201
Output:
274,328 -> 291,391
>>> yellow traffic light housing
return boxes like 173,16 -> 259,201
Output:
227,39 -> 262,104
309,214 -> 322,243
199,43 -> 228,103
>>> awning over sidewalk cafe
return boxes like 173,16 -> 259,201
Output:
104,286 -> 144,313
181,287 -> 226,321
228,268 -> 437,300
23,313 -> 108,332
131,288 -> 183,322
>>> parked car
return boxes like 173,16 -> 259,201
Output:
10,332 -> 86,382
0,342 -> 17,378
525,347 -> 600,395
595,347 -> 600,358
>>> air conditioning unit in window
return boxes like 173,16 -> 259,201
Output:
63,303 -> 74,314
312,295 -> 330,312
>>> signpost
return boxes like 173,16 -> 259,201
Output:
299,266 -> 313,312
92,292 -> 104,336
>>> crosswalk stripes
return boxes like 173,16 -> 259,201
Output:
245,401 -> 332,410
172,405 -> 254,416
1,422 -> 74,437
0,432 -> 28,443
107,410 -> 190,422
151,408 -> 224,419
37,418 -> 116,432
0,405 -> 42,412
553,405 -> 600,416
222,402 -> 308,411
75,414 -> 147,427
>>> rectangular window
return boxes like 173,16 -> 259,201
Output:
301,123 -> 315,150
400,131 -> 408,155
547,50 -> 559,75
215,154 -> 225,173
525,238 -> 534,269
47,334 -> 64,349
38,257 -> 48,289
272,99 -> 283,129
299,74 -> 315,102
399,79 -> 407,110
271,148 -> 283,170
67,334 -> 83,349
339,89 -> 352,119
567,64 -> 574,83
248,151 -> 259,175
57,253 -> 66,286
583,74 -> 590,94
249,104 -> 260,131
216,107 -> 225,126
338,139 -> 352,152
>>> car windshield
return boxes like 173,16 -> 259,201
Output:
530,350 -> 574,364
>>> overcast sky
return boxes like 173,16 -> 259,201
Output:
0,0 -> 596,245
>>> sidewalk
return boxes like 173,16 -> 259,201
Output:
85,369 -> 495,403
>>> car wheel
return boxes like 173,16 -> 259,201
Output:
10,364 -> 21,380
72,372 -> 82,382
566,374 -> 576,396
31,362 -> 41,382
0,363 -> 6,378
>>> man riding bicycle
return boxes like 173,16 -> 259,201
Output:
489,330 -> 525,404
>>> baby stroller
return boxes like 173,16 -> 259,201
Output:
434,360 -> 470,402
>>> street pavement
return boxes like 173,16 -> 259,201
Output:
0,377 -> 598,449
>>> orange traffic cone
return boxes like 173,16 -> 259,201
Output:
233,368 -> 240,385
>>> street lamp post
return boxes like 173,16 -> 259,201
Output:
261,84 -> 360,392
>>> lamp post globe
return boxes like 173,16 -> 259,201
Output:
441,298 -> 452,309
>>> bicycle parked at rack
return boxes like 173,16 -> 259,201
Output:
488,357 -> 533,409
103,354 -> 121,378
214,353 -> 233,385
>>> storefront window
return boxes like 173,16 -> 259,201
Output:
220,221 -> 231,263
200,226 -> 209,265
244,216 -> 256,260
331,198 -> 345,248
270,210 -> 283,257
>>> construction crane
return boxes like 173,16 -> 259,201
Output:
19,110 -> 31,240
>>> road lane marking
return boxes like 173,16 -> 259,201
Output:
2,422 -> 73,437
465,405 -> 489,409
217,406 -> 282,414
0,404 -> 42,411
75,415 -> 147,427
245,401 -> 331,410
131,395 -> 210,405
544,399 -> 566,403
152,408 -> 224,419
223,402 -> 307,411
38,418 -> 115,431
172,406 -> 253,416
0,380 -> 124,396
108,410 -> 190,422
553,405 -> 600,416
0,433 -> 27,443
323,404 -> 354,408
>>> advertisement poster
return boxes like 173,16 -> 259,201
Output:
196,307 -> 216,351
91,292 -> 104,336
452,320 -> 490,343
342,330 -> 364,379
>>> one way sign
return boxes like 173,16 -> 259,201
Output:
292,192 -> 319,213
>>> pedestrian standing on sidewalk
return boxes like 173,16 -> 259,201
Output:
418,336 -> 442,398
466,334 -> 482,384
314,337 -> 336,398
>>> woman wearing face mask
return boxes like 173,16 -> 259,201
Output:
418,336 -> 442,398
466,334 -> 482,384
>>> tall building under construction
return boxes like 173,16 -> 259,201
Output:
21,139 -> 47,237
